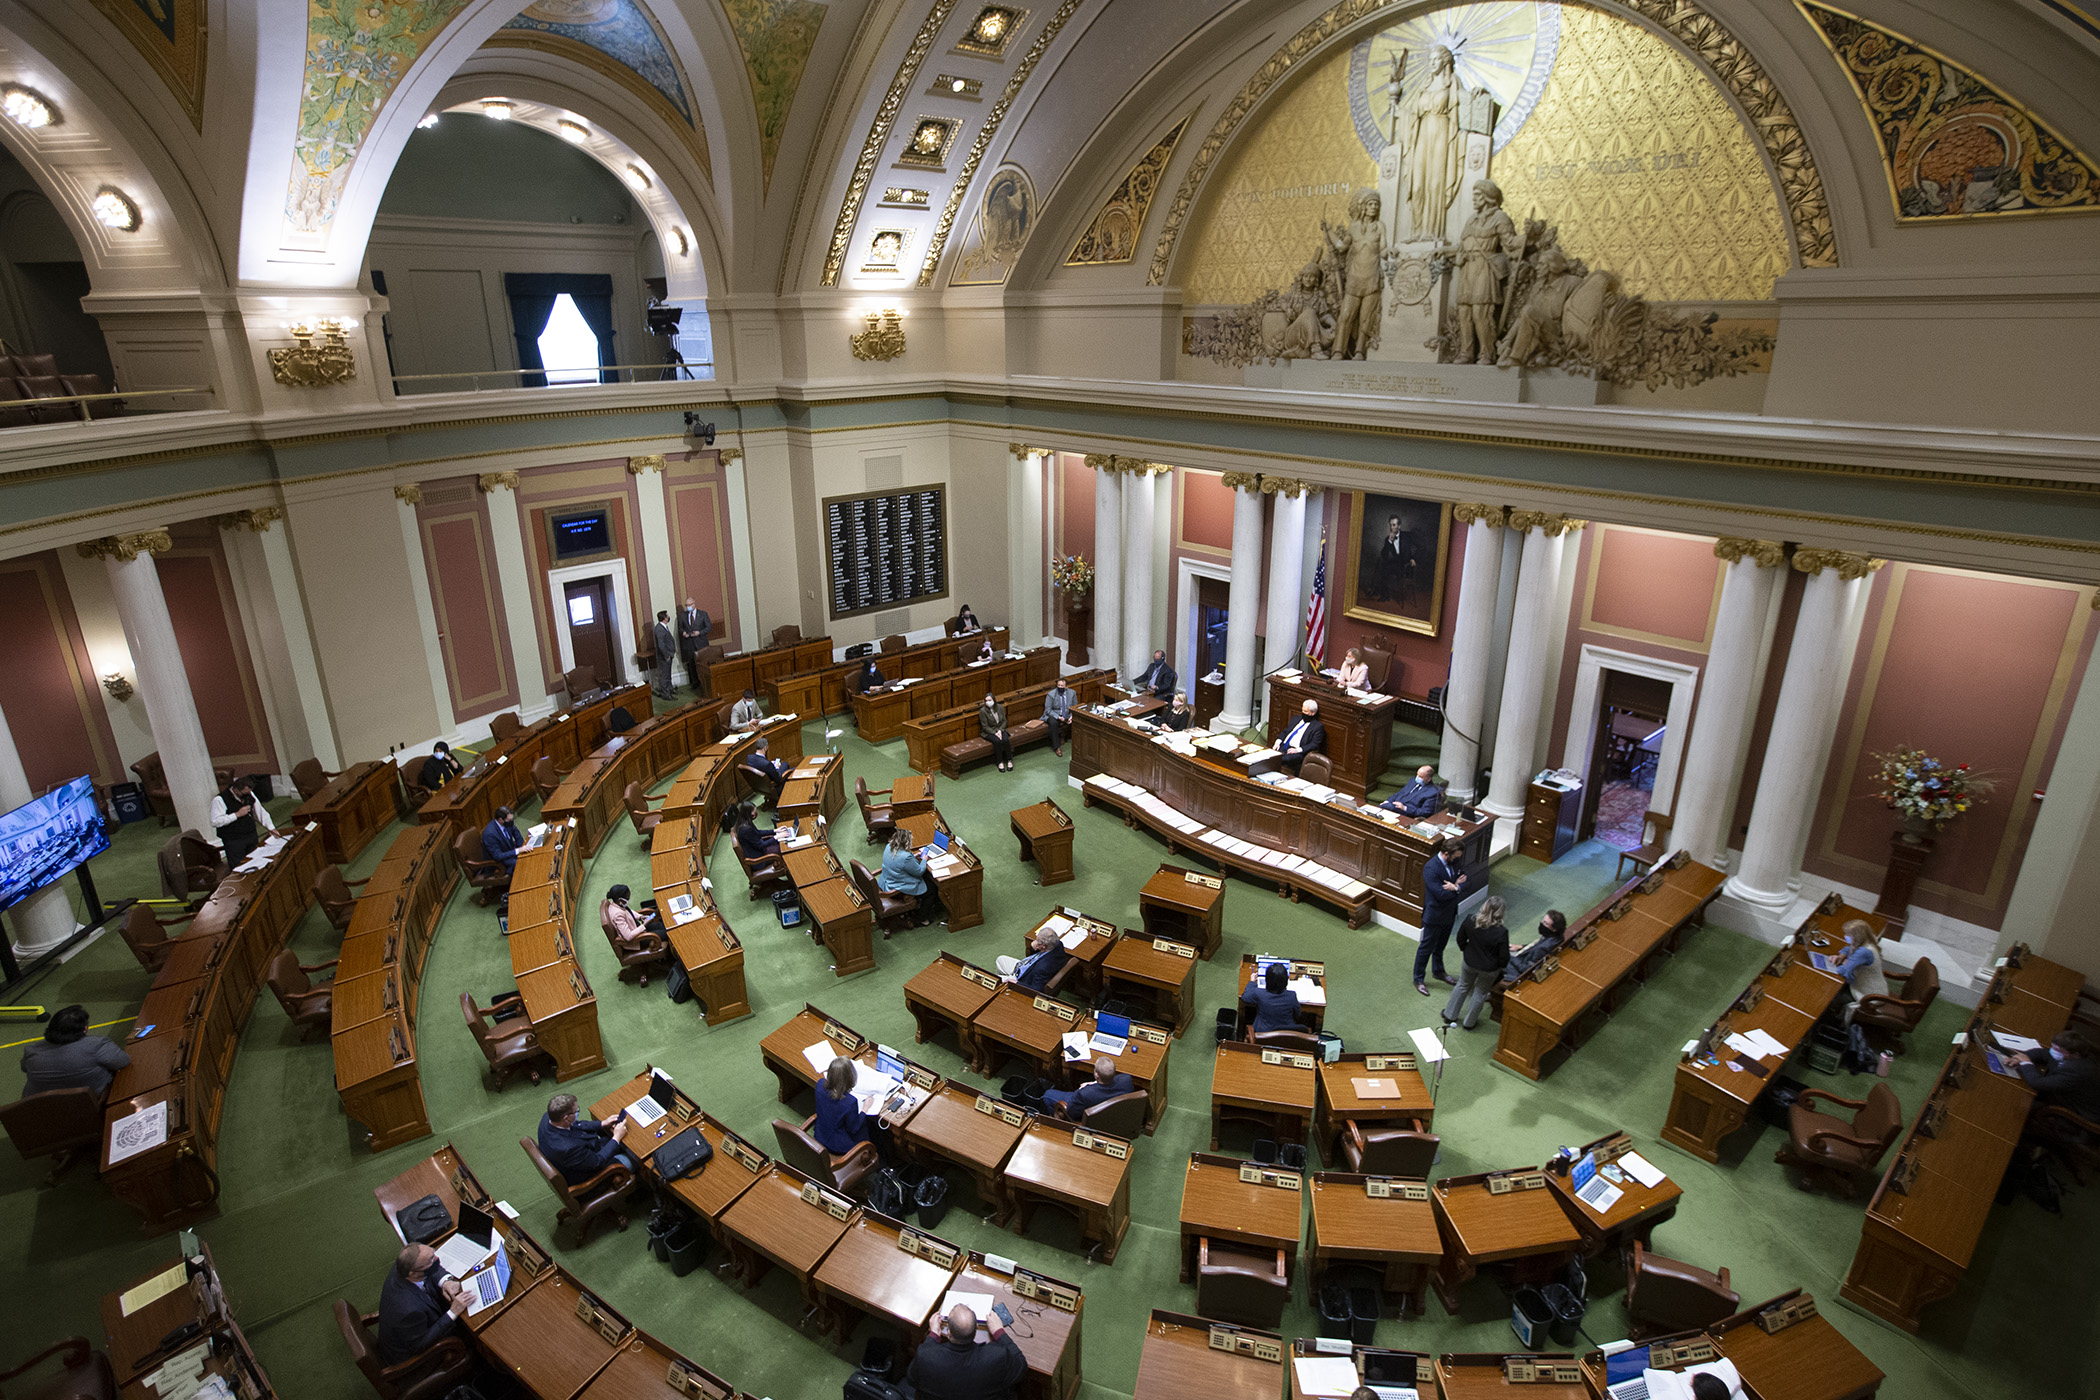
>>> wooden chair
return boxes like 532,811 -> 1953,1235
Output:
1337,1122 -> 1439,1177
119,902 -> 193,971
1625,1242 -> 1737,1340
1616,811 -> 1674,881
1077,1089 -> 1148,1139
452,828 -> 509,906
313,865 -> 369,934
520,1136 -> 641,1245
1298,753 -> 1334,787
335,1299 -> 473,1400
532,754 -> 571,803
1195,1238 -> 1290,1328
265,950 -> 337,1041
1852,958 -> 1939,1053
850,859 -> 918,936
488,712 -> 522,742
0,1335 -> 118,1400
1774,1082 -> 1903,1196
291,757 -> 338,801
599,900 -> 670,987
460,992 -> 549,1089
0,1087 -> 104,1185
1361,647 -> 1394,692
854,777 -> 896,845
771,624 -> 802,646
623,782 -> 663,844
770,1116 -> 878,1199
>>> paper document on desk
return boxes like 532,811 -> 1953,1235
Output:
940,1291 -> 997,1342
802,1041 -> 839,1077
1408,1028 -> 1450,1063
1292,1357 -> 1363,1397
1618,1151 -> 1667,1189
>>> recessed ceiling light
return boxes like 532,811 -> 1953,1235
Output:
92,187 -> 140,232
0,83 -> 59,130
481,99 -> 514,120
416,112 -> 439,129
557,119 -> 589,143
623,163 -> 653,191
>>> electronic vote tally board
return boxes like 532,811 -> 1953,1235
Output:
825,486 -> 948,618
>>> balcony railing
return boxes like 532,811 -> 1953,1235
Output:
389,361 -> 714,394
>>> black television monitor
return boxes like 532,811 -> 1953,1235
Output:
0,775 -> 108,911
552,509 -> 611,559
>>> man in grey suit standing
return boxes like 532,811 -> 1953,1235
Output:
652,611 -> 678,699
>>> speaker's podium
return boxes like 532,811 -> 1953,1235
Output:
1265,671 -> 1398,799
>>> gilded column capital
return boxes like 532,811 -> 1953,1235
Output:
215,507 -> 283,533
1507,510 -> 1586,537
77,529 -> 173,562
1791,547 -> 1885,580
1220,471 -> 1263,493
1261,476 -> 1312,499
717,448 -> 742,467
1452,502 -> 1505,527
1713,536 -> 1785,567
627,454 -> 666,475
477,471 -> 520,494
393,484 -> 424,505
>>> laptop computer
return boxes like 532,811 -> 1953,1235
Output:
1089,1013 -> 1131,1056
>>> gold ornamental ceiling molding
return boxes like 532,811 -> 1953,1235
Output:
822,0 -> 959,287
917,0 -> 1086,286
1146,0 -> 1837,286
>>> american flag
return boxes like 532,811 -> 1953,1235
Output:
1304,532 -> 1328,667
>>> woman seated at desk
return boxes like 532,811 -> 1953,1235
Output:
879,829 -> 942,927
733,802 -> 780,859
1161,692 -> 1195,731
1335,648 -> 1370,690
1241,962 -> 1305,1033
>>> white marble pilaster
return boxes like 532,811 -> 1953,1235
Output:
1218,474 -> 1266,731
1673,539 -> 1787,866
1087,456 -> 1124,680
0,700 -> 79,959
1260,478 -> 1311,725
1481,513 -> 1583,844
1438,504 -> 1505,803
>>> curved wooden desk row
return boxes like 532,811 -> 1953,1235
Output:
849,644 -> 1053,743
902,668 -> 1115,776
764,627 -> 1010,718
541,697 -> 726,857
1842,947 -> 2087,1333
709,635 -> 834,702
291,758 -> 403,864
100,828 -> 328,1233
1069,709 -> 1491,928
1659,898 -> 1867,1164
1490,854 -> 1726,1081
416,684 -> 654,836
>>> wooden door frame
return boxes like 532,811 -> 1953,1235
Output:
547,558 -> 636,683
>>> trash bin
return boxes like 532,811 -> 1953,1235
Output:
1543,1282 -> 1585,1345
664,1223 -> 707,1277
1511,1288 -> 1553,1349
914,1174 -> 952,1230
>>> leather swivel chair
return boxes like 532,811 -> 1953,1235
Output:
1249,1027 -> 1321,1055
0,1087 -> 104,1184
335,1299 -> 473,1400
1338,1121 -> 1439,1178
850,859 -> 918,936
855,777 -> 896,844
488,711 -> 523,742
1774,1082 -> 1903,1196
461,992 -> 549,1089
771,624 -> 802,646
0,1336 -> 118,1400
533,755 -> 570,803
1195,1238 -> 1290,1328
119,902 -> 194,971
1851,958 -> 1939,1052
1077,1089 -> 1149,1140
1360,647 -> 1394,692
600,900 -> 670,987
265,950 -> 337,1041
314,865 -> 369,934
623,782 -> 663,844
1299,753 -> 1334,787
1624,1242 -> 1738,1339
521,1137 -> 640,1245
452,829 -> 510,906
771,1116 -> 878,1199
736,844 -> 791,900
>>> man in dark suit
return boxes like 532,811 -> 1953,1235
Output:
1414,838 -> 1467,995
651,611 -> 678,698
1273,699 -> 1327,774
1043,1056 -> 1135,1120
376,1243 -> 468,1365
481,806 -> 525,876
1134,648 -> 1176,699
1382,765 -> 1446,818
908,1304 -> 1027,1400
678,597 -> 710,691
536,1093 -> 637,1184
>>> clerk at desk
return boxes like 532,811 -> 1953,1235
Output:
1382,765 -> 1446,818
1274,699 -> 1326,773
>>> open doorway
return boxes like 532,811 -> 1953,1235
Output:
1580,669 -> 1673,848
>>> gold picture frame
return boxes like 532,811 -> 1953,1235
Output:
1341,492 -> 1451,636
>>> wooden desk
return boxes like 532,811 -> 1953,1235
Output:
801,875 -> 874,977
952,1256 -> 1083,1400
896,809 -> 985,929
1236,952 -> 1328,1033
1542,1133 -> 1682,1256
1011,800 -> 1076,886
1210,1038 -> 1317,1149
1434,1353 -> 1587,1398
1315,1053 -> 1434,1161
1139,864 -> 1223,958
1265,673 -> 1397,799
1102,932 -> 1198,1036
759,1004 -> 868,1103
1177,1152 -> 1303,1282
1066,1013 -> 1171,1134
1429,1171 -> 1582,1313
811,1211 -> 962,1345
897,1079 -> 1027,1215
1132,1309 -> 1281,1400
477,1269 -> 622,1399
292,758 -> 399,863
716,1164 -> 856,1301
971,983 -> 1082,1078
1710,1291 -> 1883,1400
902,952 -> 1000,1057
515,958 -> 605,1081
1002,1115 -> 1133,1262
891,773 -> 936,818
1306,1171 -> 1442,1316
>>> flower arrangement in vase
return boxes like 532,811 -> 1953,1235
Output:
1871,746 -> 1990,841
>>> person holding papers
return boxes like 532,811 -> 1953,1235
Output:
1442,896 -> 1510,1031
1162,692 -> 1195,731
377,1244 -> 468,1365
979,692 -> 1015,772
880,829 -> 943,926
1135,648 -> 1176,699
1242,961 -> 1306,1033
1335,648 -> 1371,689
733,802 -> 780,859
997,928 -> 1068,991
1042,677 -> 1076,756
1044,1056 -> 1135,1120
481,805 -> 526,876
1274,699 -> 1326,774
814,1057 -> 874,1156
537,1093 -> 636,1183
1381,765 -> 1446,818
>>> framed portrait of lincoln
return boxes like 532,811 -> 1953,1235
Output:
1341,492 -> 1451,635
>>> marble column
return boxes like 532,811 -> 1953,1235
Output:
1218,473 -> 1266,731
0,700 -> 79,958
1724,549 -> 1885,914
1673,538 -> 1787,866
1438,504 -> 1505,803
1085,455 -> 1124,681
1122,461 -> 1164,681
1481,513 -> 1584,836
83,530 -> 219,839
1260,478 -> 1311,725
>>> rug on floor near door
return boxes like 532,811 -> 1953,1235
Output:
1593,781 -> 1650,850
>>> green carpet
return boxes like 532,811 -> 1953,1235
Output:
2,720 -> 2089,1400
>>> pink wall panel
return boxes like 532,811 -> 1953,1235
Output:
1589,528 -> 1718,646
0,555 -> 121,791
424,514 -> 516,717
156,544 -> 276,772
